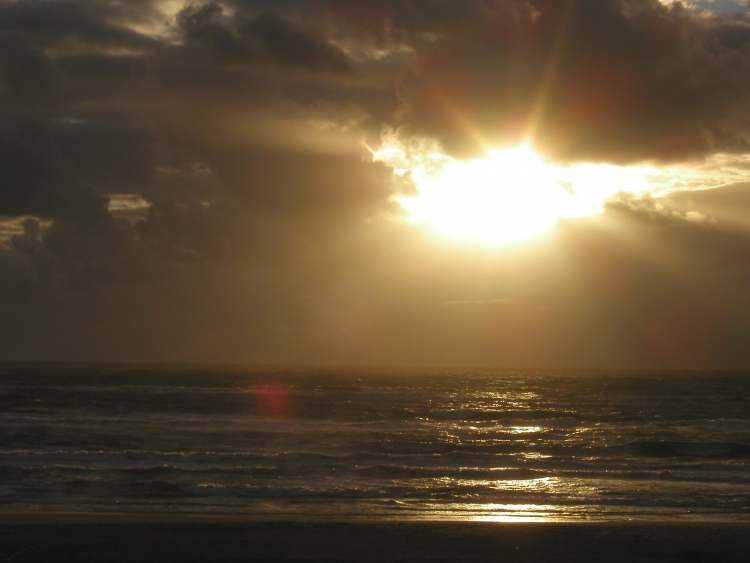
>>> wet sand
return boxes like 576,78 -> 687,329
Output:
1,516 -> 749,562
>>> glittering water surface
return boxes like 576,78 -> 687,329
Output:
1,367 -> 750,522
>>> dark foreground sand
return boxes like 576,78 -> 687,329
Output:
1,517 -> 749,562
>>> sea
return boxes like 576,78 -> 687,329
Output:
1,365 -> 749,522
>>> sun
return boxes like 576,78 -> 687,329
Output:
371,140 -> 656,247
397,145 -> 565,246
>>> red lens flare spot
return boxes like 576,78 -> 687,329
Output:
252,382 -> 293,419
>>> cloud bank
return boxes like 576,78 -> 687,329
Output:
2,0 -> 750,368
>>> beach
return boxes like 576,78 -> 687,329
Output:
1,517 -> 749,562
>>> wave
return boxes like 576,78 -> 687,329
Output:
3,369 -> 750,519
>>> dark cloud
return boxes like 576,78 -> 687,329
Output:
176,1 -> 253,62
0,33 -> 61,110
371,0 -> 750,162
0,111 -> 157,219
244,13 -> 351,71
0,0 -> 376,218
176,1 -> 351,71
0,0 -> 160,51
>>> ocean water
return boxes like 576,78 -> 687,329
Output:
1,365 -> 750,522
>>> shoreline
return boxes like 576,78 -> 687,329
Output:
2,511 -> 750,526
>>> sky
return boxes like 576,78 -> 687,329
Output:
3,0 -> 750,368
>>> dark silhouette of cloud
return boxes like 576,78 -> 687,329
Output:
373,0 -> 750,162
176,1 -> 351,71
0,0 -> 160,51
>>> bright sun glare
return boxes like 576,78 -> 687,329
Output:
371,139 -> 657,247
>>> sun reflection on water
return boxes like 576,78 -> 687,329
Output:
508,426 -> 543,434
469,504 -> 562,523
420,501 -> 565,523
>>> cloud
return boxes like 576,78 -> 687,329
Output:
661,181 -> 750,229
107,194 -> 152,223
175,1 -> 351,71
0,0 -> 160,52
0,112 -> 156,220
0,215 -> 49,246
373,0 -> 750,162
2,0 -> 750,367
